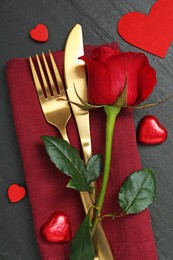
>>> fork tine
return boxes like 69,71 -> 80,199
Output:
36,54 -> 51,98
42,52 -> 58,98
29,56 -> 45,102
49,50 -> 65,95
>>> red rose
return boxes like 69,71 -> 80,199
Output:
80,44 -> 157,106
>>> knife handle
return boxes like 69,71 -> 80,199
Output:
93,224 -> 114,260
79,191 -> 114,260
80,137 -> 114,259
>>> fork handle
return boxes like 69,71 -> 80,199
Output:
60,128 -> 69,142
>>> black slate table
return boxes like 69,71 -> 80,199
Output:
0,1 -> 173,259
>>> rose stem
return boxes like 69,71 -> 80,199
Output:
92,105 -> 121,235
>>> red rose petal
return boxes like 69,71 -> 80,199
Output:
8,184 -> 26,203
30,24 -> 48,42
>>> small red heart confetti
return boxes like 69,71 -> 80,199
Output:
118,0 -> 173,58
8,184 -> 26,203
137,115 -> 168,145
30,24 -> 48,42
41,211 -> 72,243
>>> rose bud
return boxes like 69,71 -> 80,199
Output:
80,44 -> 157,107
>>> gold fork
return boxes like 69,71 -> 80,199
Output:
29,52 -> 71,142
29,52 -> 101,259
29,50 -> 96,211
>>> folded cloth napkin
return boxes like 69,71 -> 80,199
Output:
6,44 -> 157,260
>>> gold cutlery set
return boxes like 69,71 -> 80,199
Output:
29,24 -> 113,260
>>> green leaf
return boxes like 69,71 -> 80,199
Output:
86,154 -> 102,183
41,136 -> 90,191
70,211 -> 95,260
119,168 -> 156,214
41,136 -> 101,192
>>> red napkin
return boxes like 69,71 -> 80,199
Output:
6,45 -> 157,260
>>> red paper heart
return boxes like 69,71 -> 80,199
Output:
30,24 -> 48,42
8,184 -> 26,203
118,0 -> 173,58
41,211 -> 71,243
137,115 -> 168,145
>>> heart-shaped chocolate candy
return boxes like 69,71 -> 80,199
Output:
138,115 -> 168,144
41,211 -> 71,243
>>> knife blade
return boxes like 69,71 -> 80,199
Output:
64,24 -> 114,260
64,23 -> 91,164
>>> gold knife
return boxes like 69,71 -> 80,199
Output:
64,24 -> 114,260
64,24 -> 91,165
64,24 -> 95,209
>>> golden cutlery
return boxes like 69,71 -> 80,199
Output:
64,24 -> 92,165
29,52 -> 71,142
29,51 -> 95,229
64,24 -> 96,206
64,24 -> 114,260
